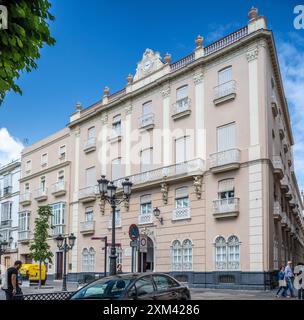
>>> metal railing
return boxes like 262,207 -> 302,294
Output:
108,88 -> 126,102
113,158 -> 204,188
138,113 -> 155,128
213,198 -> 240,214
80,221 -> 95,233
138,213 -> 153,225
205,26 -> 248,56
17,291 -> 75,300
170,53 -> 195,72
52,181 -> 66,194
83,137 -> 96,151
214,80 -> 236,100
20,192 -> 31,203
209,149 -> 240,168
172,97 -> 191,115
172,207 -> 191,220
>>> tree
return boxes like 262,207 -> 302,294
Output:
0,0 -> 55,104
29,205 -> 53,288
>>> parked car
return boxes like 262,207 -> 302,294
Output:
70,272 -> 191,300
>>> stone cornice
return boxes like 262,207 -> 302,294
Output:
19,161 -> 71,183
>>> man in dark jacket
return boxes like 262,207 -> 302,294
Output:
5,260 -> 23,300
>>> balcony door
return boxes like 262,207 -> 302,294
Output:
55,252 -> 63,280
217,123 -> 236,152
138,237 -> 154,273
85,167 -> 96,187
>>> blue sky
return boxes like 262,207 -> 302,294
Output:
0,0 -> 303,189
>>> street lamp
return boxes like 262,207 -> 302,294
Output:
55,233 -> 76,291
153,207 -> 163,224
0,236 -> 8,267
97,175 -> 132,276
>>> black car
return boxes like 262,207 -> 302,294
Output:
70,272 -> 191,300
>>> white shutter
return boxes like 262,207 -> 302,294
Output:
111,158 -> 121,181
141,148 -> 153,172
218,179 -> 234,192
217,123 -> 236,152
218,67 -> 232,85
142,101 -> 152,115
175,138 -> 185,163
176,187 -> 188,199
85,167 -> 96,187
88,127 -> 95,139
185,136 -> 191,161
176,86 -> 188,100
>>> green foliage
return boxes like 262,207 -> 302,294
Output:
29,205 -> 53,264
0,0 -> 55,104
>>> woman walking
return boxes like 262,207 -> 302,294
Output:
276,265 -> 286,298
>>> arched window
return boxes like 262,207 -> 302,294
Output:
227,236 -> 240,270
215,236 -> 227,270
82,248 -> 89,272
171,240 -> 182,271
182,239 -> 193,271
88,247 -> 96,272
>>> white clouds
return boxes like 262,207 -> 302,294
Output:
205,22 -> 241,43
0,128 -> 23,166
277,33 -> 304,190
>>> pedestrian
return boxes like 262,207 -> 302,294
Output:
3,260 -> 24,300
276,265 -> 286,298
117,263 -> 122,274
294,262 -> 304,300
283,261 -> 295,298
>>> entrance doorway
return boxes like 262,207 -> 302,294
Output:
55,252 -> 63,280
138,237 -> 154,272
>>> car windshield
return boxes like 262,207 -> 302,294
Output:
71,278 -> 131,300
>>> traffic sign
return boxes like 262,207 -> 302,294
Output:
129,224 -> 139,241
139,235 -> 147,253
130,240 -> 138,248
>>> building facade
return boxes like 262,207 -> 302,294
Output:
17,8 -> 304,289
0,160 -> 21,267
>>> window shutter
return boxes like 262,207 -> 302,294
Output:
141,148 -> 153,172
175,187 -> 188,199
176,86 -> 188,100
218,67 -> 232,84
140,194 -> 151,204
217,123 -> 236,152
111,158 -> 121,181
142,101 -> 152,115
88,127 -> 95,139
85,167 -> 96,187
218,179 -> 234,192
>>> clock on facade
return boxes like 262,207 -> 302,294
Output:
143,59 -> 153,71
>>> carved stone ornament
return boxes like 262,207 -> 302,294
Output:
246,47 -> 259,62
160,84 -> 170,99
141,227 -> 154,238
193,70 -> 204,85
101,113 -> 108,124
193,176 -> 202,199
124,199 -> 130,212
125,105 -> 133,115
161,182 -> 169,205
99,198 -> 106,215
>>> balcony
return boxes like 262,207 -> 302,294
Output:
34,188 -> 48,202
272,156 -> 284,179
80,221 -> 95,235
138,113 -> 155,130
51,224 -> 65,237
280,175 -> 289,193
271,96 -> 278,117
18,231 -> 30,243
20,192 -> 31,206
285,190 -> 292,201
209,149 -> 241,173
109,129 -> 122,143
113,158 -> 204,190
83,137 -> 96,153
2,186 -> 12,198
172,97 -> 191,120
0,219 -> 12,228
278,119 -> 285,140
273,201 -> 282,221
52,181 -> 67,197
281,212 -> 288,228
79,186 -> 98,203
172,207 -> 191,221
138,213 -> 153,225
289,199 -> 296,209
213,198 -> 240,219
108,218 -> 122,229
213,80 -> 236,105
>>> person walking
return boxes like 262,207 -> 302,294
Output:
3,260 -> 23,300
283,261 -> 295,298
276,265 -> 286,298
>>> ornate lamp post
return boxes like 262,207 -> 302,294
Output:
0,235 -> 8,267
55,233 -> 76,291
97,175 -> 132,276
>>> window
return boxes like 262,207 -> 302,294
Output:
218,179 -> 234,200
175,187 -> 189,208
85,167 -> 96,187
41,153 -> 48,166
140,148 -> 153,172
1,202 -> 12,224
25,183 -> 30,193
175,136 -> 191,163
111,158 -> 121,181
215,235 -> 240,270
176,85 -> 188,101
153,275 -> 179,290
51,202 -> 65,235
0,229 -> 11,242
88,126 -> 95,139
175,85 -> 189,113
82,247 -> 96,272
142,101 -> 152,115
217,122 -> 236,152
171,239 -> 192,271
26,160 -> 32,173
112,114 -> 121,136
59,145 -> 66,159
218,67 -> 232,85
134,276 -> 155,297
140,194 -> 152,215
19,211 -> 30,232
2,174 -> 12,195
40,176 -> 46,191
107,246 -> 123,271
85,207 -> 94,222
58,170 -> 65,183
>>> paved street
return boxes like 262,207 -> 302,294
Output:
0,281 -> 299,300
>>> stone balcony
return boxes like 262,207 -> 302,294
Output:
209,149 -> 241,173
280,175 -> 289,193
18,231 -> 30,243
20,192 -> 31,206
172,97 -> 191,120
51,224 -> 65,237
83,137 -> 96,153
79,186 -> 98,203
272,156 -> 284,179
212,198 -> 240,219
138,113 -> 155,130
172,207 -> 191,221
273,201 -> 282,221
271,96 -> 278,117
138,213 -> 153,225
52,181 -> 67,197
34,188 -> 48,202
278,119 -> 285,140
213,80 -> 236,105
80,221 -> 95,235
